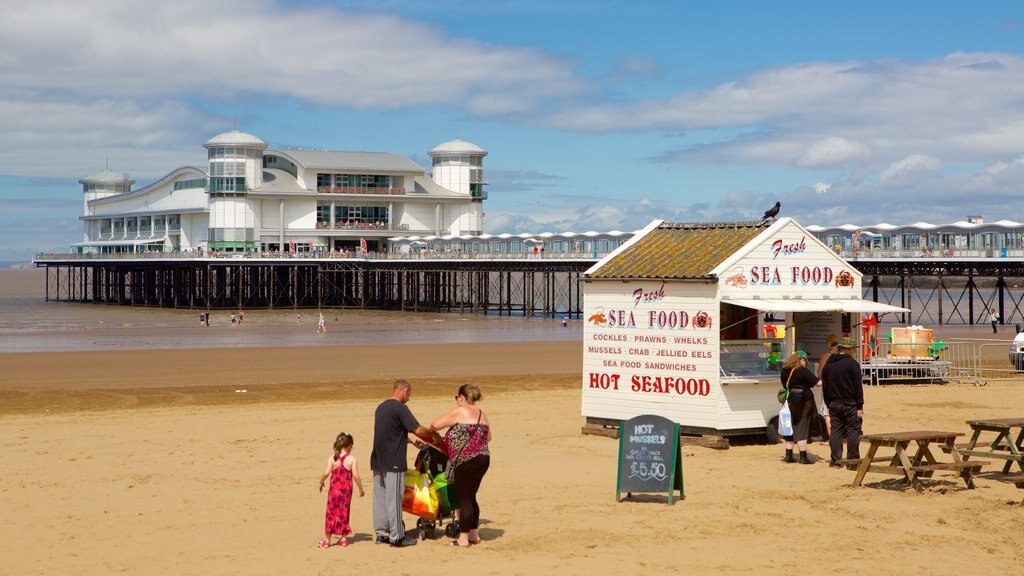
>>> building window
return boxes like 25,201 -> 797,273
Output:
174,178 -> 208,191
210,161 -> 245,177
336,205 -> 388,224
317,205 -> 331,224
209,177 -> 246,193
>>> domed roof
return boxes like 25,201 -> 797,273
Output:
428,138 -> 487,157
203,130 -> 268,149
79,170 -> 135,185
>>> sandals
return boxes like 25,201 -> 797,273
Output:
317,540 -> 330,549
339,538 -> 349,547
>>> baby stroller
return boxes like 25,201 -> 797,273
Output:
412,444 -> 459,540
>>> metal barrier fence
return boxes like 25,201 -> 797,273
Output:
958,339 -> 1022,382
863,341 -> 983,386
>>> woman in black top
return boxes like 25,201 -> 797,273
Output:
780,351 -> 821,464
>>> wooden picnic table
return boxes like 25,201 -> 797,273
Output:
960,417 -> 1024,474
849,431 -> 987,492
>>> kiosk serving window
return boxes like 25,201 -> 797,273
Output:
718,303 -> 782,379
720,339 -> 783,377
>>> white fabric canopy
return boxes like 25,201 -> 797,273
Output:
722,298 -> 908,313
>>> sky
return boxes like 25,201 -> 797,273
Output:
4,0 -> 1024,262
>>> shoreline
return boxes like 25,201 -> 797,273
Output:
0,340 -> 582,415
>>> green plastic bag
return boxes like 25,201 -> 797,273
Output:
433,472 -> 457,514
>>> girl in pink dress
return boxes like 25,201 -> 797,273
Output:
318,432 -> 365,548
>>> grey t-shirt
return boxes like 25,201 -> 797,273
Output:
370,399 -> 420,471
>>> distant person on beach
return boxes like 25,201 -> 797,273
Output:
237,310 -> 244,325
317,312 -> 327,334
990,308 -> 1000,334
822,337 -> 864,466
230,313 -> 237,326
817,335 -> 839,440
370,379 -> 431,548
296,313 -> 302,325
199,313 -> 206,327
429,383 -> 491,547
318,432 -> 364,549
780,351 -> 820,465
562,315 -> 568,328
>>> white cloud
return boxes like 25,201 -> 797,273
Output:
0,1 -> 583,110
546,52 -> 1024,173
796,138 -> 873,168
878,155 -> 943,188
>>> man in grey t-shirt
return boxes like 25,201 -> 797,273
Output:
370,379 -> 431,547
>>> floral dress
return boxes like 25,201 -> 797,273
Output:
324,453 -> 353,537
444,422 -> 490,470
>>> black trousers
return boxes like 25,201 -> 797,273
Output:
828,402 -> 861,462
787,395 -> 816,443
454,454 -> 490,532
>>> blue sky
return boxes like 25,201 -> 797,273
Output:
3,0 -> 1024,261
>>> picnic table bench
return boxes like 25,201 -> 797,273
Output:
960,417 -> 1024,474
849,431 -> 988,492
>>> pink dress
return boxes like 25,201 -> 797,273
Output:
324,453 -> 354,536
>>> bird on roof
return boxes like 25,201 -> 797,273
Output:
761,201 -> 781,222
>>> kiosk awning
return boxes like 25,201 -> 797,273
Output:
831,299 -> 909,314
723,299 -> 835,312
722,298 -> 909,314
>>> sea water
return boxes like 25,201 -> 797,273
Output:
0,269 -> 580,353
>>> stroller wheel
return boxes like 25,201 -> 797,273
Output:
444,521 -> 459,539
416,518 -> 435,540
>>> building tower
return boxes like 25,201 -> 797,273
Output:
80,169 -> 134,216
428,139 -> 488,201
202,130 -> 268,251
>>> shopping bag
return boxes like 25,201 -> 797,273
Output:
778,401 -> 794,437
402,470 -> 439,520
433,471 -> 457,514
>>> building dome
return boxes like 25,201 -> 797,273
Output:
79,170 -> 135,186
428,139 -> 487,157
203,130 -> 268,149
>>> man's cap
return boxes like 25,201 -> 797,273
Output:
838,336 -> 856,349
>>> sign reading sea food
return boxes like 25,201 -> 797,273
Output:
584,281 -> 717,400
719,228 -> 860,298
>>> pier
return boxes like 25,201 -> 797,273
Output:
32,253 -> 1024,325
34,255 -> 589,318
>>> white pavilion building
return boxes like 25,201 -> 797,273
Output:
75,131 -> 487,254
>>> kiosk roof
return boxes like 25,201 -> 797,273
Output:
586,221 -> 769,280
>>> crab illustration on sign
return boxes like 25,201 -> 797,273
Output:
587,307 -> 608,326
724,267 -> 747,288
693,311 -> 713,329
835,271 -> 855,288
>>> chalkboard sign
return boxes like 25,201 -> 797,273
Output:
616,414 -> 684,504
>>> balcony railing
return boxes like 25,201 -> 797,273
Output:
316,186 -> 404,195
314,222 -> 410,231
839,248 -> 1024,259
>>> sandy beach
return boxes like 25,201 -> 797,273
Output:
2,339 -> 1023,575
2,267 -> 1024,574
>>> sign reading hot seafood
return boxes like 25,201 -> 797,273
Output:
584,281 -> 717,399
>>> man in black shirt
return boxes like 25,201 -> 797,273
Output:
821,337 -> 864,466
370,379 -> 432,547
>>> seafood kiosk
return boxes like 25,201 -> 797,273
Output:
580,218 -> 906,441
